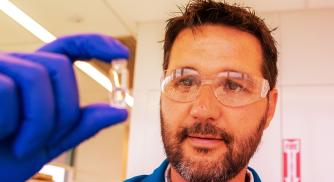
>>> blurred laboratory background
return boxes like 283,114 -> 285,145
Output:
1,0 -> 334,181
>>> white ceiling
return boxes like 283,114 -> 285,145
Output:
1,0 -> 334,49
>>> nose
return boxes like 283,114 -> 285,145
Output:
190,85 -> 221,122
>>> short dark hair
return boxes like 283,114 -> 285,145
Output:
163,0 -> 278,89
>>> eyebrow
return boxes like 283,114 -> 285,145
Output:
220,68 -> 248,74
165,66 -> 198,75
174,66 -> 197,71
172,66 -> 247,75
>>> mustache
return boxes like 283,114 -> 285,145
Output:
177,122 -> 233,145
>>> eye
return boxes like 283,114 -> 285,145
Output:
177,77 -> 195,87
224,80 -> 243,91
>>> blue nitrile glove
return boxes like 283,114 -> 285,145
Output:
0,33 -> 129,182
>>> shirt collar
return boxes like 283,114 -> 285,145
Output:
164,163 -> 171,182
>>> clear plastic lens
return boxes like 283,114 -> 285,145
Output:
161,68 -> 270,107
109,59 -> 128,108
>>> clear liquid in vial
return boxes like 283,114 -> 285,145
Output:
109,59 -> 128,108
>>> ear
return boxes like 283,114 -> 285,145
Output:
264,88 -> 278,129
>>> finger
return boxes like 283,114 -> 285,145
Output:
0,140 -> 49,182
0,54 -> 55,157
48,104 -> 128,158
9,52 -> 80,144
37,33 -> 129,62
0,73 -> 19,140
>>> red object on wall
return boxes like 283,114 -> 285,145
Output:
283,139 -> 301,182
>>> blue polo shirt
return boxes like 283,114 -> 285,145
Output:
125,159 -> 261,182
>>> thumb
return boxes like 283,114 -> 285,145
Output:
48,104 -> 128,158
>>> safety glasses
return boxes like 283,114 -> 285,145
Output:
161,68 -> 270,107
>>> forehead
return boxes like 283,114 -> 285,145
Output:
168,24 -> 264,77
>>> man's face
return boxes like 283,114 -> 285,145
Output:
160,25 -> 277,181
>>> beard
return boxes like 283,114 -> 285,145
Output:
160,108 -> 267,182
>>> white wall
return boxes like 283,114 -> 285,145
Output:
127,8 -> 334,182
279,9 -> 334,182
126,21 -> 166,177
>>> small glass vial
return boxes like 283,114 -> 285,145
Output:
109,59 -> 129,108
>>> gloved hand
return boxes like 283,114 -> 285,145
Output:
0,33 -> 129,182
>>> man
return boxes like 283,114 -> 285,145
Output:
0,0 -> 277,182
127,0 -> 278,181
